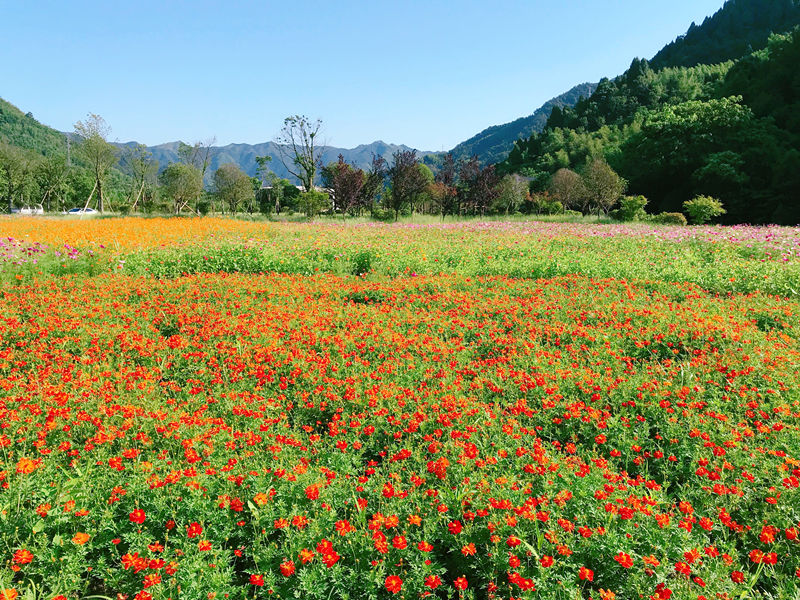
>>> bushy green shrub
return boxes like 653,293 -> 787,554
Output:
299,190 -> 329,217
371,204 -> 395,222
613,195 -> 648,221
683,195 -> 726,224
648,212 -> 688,225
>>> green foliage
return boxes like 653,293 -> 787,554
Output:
213,163 -> 254,213
580,158 -> 626,214
493,174 -> 529,214
298,189 -> 329,218
647,212 -> 688,226
613,195 -> 648,221
650,0 -> 800,69
0,97 -> 70,157
683,195 -> 727,224
159,162 -> 203,214
531,192 -> 563,215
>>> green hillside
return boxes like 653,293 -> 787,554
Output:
448,82 -> 597,165
500,0 -> 800,224
651,0 -> 800,68
0,97 -> 69,156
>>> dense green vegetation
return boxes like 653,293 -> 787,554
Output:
502,26 -> 800,224
650,0 -> 800,68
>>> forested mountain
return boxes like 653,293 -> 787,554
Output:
0,98 -> 71,157
499,0 -> 800,224
446,1 -> 800,168
651,0 -> 800,68
448,82 -> 597,165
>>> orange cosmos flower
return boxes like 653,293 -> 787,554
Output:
72,533 -> 89,545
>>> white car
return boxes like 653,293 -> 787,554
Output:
10,204 -> 44,215
67,207 -> 98,215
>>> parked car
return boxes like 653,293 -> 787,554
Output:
67,207 -> 99,215
10,204 -> 44,215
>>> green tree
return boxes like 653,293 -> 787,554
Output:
614,195 -> 648,221
36,154 -> 70,212
299,189 -> 328,218
0,142 -> 29,212
581,158 -> 626,214
159,162 -> 203,214
73,114 -> 117,212
494,174 -> 529,214
388,150 -> 428,221
548,168 -> 587,212
213,163 -> 253,214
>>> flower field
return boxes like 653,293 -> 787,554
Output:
1,218 -> 799,600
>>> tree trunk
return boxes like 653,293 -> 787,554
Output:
84,181 -> 98,211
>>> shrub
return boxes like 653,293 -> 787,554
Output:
613,195 -> 648,221
648,212 -> 688,226
299,190 -> 329,217
532,192 -> 564,215
683,195 -> 726,224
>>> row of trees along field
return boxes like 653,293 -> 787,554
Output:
1,111 -> 647,221
500,27 -> 800,224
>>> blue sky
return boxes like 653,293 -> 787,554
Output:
1,0 -> 725,150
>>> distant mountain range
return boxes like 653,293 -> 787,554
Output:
113,139 -> 435,183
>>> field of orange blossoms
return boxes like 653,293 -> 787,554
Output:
1,217 -> 799,600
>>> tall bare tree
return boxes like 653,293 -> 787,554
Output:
74,114 -> 117,212
274,115 -> 323,192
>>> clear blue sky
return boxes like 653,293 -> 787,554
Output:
1,0 -> 725,151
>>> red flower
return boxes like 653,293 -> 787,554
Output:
129,509 -> 146,525
540,555 -> 554,567
454,576 -> 468,590
12,549 -> 33,565
730,571 -> 744,584
186,522 -> 203,538
448,520 -> 463,535
249,574 -> 264,586
578,567 -> 594,581
305,485 -> 320,500
614,552 -> 633,568
385,575 -> 402,594
280,560 -> 295,577
425,575 -> 441,588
